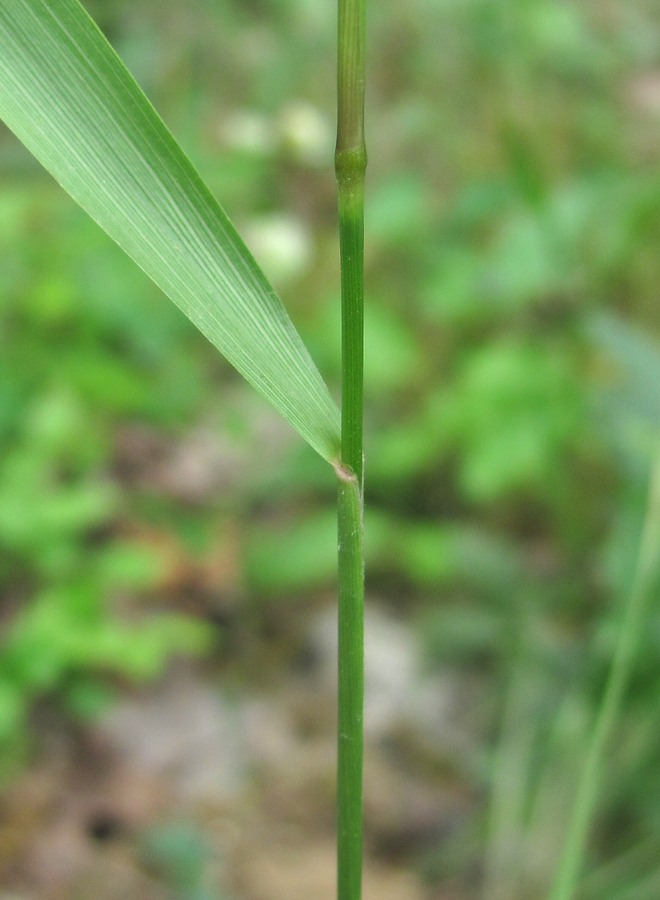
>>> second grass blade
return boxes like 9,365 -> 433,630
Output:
0,0 -> 340,463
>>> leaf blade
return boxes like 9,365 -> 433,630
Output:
0,0 -> 340,462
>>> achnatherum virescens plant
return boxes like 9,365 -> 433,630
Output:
3,5 -> 660,900
0,0 -> 366,897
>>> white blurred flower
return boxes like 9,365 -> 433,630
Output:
219,108 -> 275,155
278,101 -> 332,166
243,214 -> 313,283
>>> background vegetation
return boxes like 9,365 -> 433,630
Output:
1,0 -> 660,897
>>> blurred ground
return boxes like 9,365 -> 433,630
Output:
0,611 -> 470,899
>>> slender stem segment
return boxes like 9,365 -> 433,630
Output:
335,0 -> 366,898
337,467 -> 365,900
336,0 -> 366,486
549,453 -> 660,900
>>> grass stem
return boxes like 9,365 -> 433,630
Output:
335,0 -> 366,897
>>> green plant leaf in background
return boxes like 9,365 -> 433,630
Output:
0,0 -> 340,463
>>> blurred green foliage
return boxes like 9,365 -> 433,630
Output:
2,0 -> 660,894
140,821 -> 224,900
0,186 -> 214,776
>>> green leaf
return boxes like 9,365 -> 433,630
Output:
0,0 -> 340,462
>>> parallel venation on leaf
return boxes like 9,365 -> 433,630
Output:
0,0 -> 340,463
